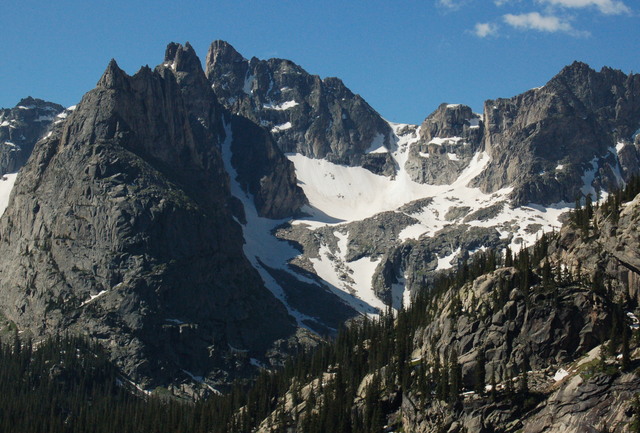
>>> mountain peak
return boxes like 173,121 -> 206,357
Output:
164,41 -> 203,74
97,59 -> 129,89
556,60 -> 594,79
205,40 -> 246,76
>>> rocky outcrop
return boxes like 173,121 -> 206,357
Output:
523,373 -> 640,433
414,271 -> 611,387
419,104 -> 483,144
206,40 -> 396,176
405,103 -> 483,185
228,114 -> 307,219
277,212 -> 506,309
472,62 -> 640,205
164,42 -> 306,219
0,45 -> 298,388
401,372 -> 640,433
0,97 -> 64,175
602,194 -> 640,277
372,225 -> 505,305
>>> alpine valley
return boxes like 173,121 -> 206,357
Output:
1,41 -> 640,433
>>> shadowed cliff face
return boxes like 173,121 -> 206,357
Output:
0,44 -> 299,388
205,40 -> 397,177
0,97 -> 64,175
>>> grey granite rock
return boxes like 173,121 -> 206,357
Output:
206,40 -> 396,176
0,47 -> 298,389
472,62 -> 640,205
0,97 -> 64,175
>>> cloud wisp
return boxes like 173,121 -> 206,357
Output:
503,11 -> 582,34
537,0 -> 630,15
474,22 -> 500,37
439,0 -> 632,38
437,0 -> 468,10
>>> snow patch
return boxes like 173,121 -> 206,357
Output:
271,122 -> 292,133
365,133 -> 388,154
580,157 -> 599,197
627,312 -> 639,330
0,173 -> 18,215
436,248 -> 460,271
429,136 -> 462,146
309,235 -> 385,315
80,290 -> 108,307
263,100 -> 298,110
553,368 -> 569,382
391,272 -> 411,310
243,73 -> 255,95
399,223 -> 428,241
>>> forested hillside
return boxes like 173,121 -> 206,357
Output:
2,177 -> 640,432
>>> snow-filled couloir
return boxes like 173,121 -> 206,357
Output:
226,120 -> 575,324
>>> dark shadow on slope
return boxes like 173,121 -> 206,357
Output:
259,261 -> 362,336
293,204 -> 345,225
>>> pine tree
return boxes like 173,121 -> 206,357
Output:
520,369 -> 529,395
449,349 -> 462,406
631,394 -> 640,433
490,368 -> 497,401
505,246 -> 513,267
504,367 -> 514,398
474,349 -> 486,394
622,322 -> 631,372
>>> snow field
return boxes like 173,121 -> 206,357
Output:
0,173 -> 18,216
285,122 -> 577,309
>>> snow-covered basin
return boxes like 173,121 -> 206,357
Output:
0,173 -> 18,215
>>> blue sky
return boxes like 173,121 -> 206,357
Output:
2,0 -> 638,124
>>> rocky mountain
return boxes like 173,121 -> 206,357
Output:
0,43 -> 319,392
473,61 -> 640,206
0,97 -> 64,175
227,180 -> 640,433
206,40 -> 397,176
405,103 -> 483,185
0,40 -> 639,408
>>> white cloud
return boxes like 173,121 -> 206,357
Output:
537,0 -> 630,15
503,11 -> 578,33
474,22 -> 500,37
436,0 -> 468,10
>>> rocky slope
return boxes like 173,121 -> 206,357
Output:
473,62 -> 640,206
395,190 -> 640,433
0,43 -> 311,391
206,40 -> 396,176
205,45 -> 640,318
245,186 -> 640,433
405,103 -> 483,185
0,97 -> 64,175
1,40 -> 639,404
